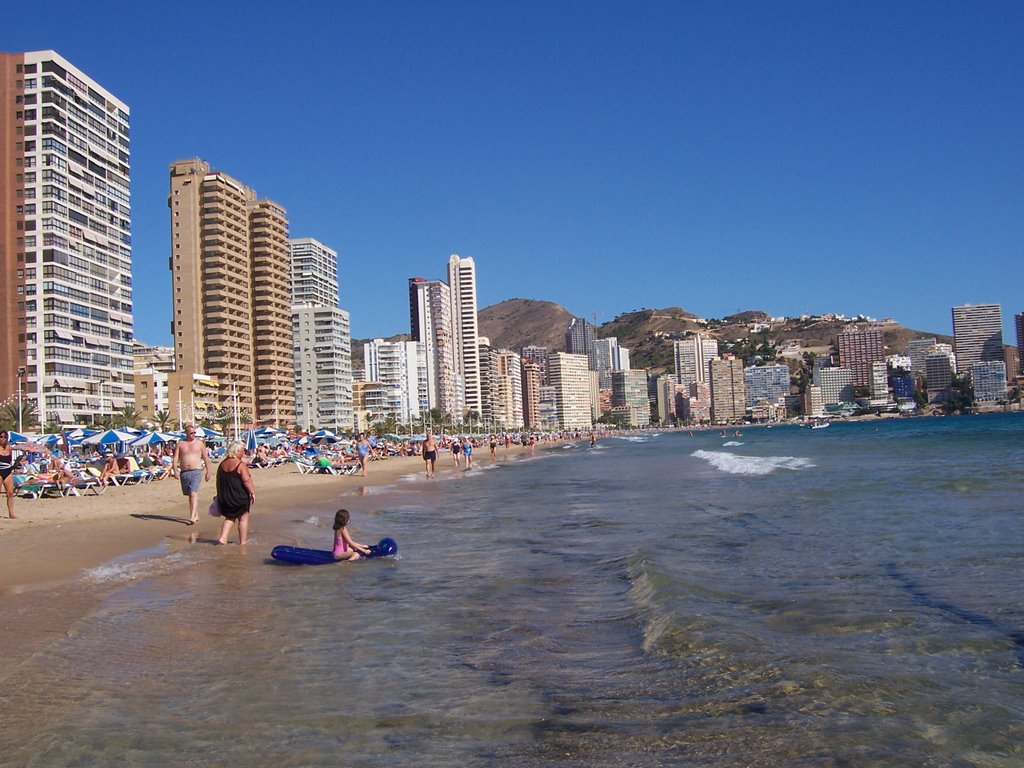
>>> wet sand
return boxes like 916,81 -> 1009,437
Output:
0,455 -> 430,594
0,455 -> 441,668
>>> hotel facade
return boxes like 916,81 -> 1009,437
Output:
0,51 -> 133,426
291,237 -> 352,432
168,158 -> 294,427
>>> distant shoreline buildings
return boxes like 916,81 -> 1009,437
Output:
1,50 -> 1021,433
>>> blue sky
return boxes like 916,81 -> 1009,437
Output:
6,1 -> 1022,345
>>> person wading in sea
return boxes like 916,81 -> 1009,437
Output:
172,424 -> 211,525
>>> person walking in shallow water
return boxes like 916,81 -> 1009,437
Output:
215,440 -> 255,545
172,424 -> 210,525
422,432 -> 438,478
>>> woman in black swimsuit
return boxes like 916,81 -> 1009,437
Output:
0,430 -> 19,519
215,440 -> 256,545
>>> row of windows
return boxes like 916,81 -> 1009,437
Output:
44,314 -> 134,347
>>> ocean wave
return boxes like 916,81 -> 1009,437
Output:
692,449 -> 814,475
723,441 -> 745,446
85,551 -> 186,585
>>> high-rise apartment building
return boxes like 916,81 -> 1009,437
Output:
674,334 -> 718,389
409,276 -> 458,416
815,366 -> 854,405
291,237 -> 339,306
479,345 -> 523,430
970,360 -> 1007,402
1015,312 -> 1024,375
293,304 -> 351,432
1,51 -> 133,426
565,317 -> 596,356
168,158 -> 294,427
290,238 -> 352,432
906,337 -> 938,375
743,364 -> 790,408
591,337 -> 630,389
708,358 -> 745,423
363,338 -> 424,424
951,303 -> 1003,374
547,352 -> 592,429
610,369 -> 650,426
447,254 -> 481,418
925,350 -> 954,392
521,361 -> 542,429
521,346 -> 548,385
837,328 -> 885,388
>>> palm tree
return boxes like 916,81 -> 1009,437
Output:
212,408 -> 233,434
0,400 -> 38,432
154,409 -> 172,432
118,405 -> 143,428
93,413 -> 116,429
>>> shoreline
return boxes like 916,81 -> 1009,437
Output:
0,451 -> 479,679
0,454 -> 436,595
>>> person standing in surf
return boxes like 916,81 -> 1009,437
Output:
422,432 -> 438,478
172,424 -> 211,525
215,440 -> 255,545
332,508 -> 371,561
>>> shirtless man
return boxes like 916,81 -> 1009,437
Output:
422,432 -> 438,478
172,424 -> 211,525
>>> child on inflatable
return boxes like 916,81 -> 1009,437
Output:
332,508 -> 372,561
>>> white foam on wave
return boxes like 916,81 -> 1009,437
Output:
85,551 -> 187,585
304,515 -> 324,526
615,435 -> 649,443
692,449 -> 814,476
722,441 -> 744,447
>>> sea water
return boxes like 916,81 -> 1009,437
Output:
2,414 -> 1023,767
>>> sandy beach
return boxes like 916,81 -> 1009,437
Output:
0,454 -> 432,592
0,453 -> 441,669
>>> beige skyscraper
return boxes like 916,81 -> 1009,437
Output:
168,158 -> 293,427
709,358 -> 745,424
547,352 -> 593,429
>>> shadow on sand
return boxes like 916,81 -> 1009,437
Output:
131,513 -> 193,525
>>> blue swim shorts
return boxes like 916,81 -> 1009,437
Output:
179,467 -> 203,495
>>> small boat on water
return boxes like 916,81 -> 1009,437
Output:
810,421 -> 830,430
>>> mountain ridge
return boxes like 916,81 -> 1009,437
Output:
355,298 -> 953,373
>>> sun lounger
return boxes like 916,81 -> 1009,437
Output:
62,476 -> 105,497
14,476 -> 63,499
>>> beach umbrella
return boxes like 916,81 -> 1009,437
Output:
244,429 -> 258,452
82,428 -> 137,445
130,431 -> 176,447
310,429 -> 338,444
194,426 -> 223,439
5,430 -> 30,443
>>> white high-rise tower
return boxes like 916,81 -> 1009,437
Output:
290,238 -> 353,431
448,254 -> 481,418
1,51 -> 132,426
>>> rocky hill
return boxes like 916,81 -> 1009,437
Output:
478,299 -> 574,352
480,301 -> 950,373
358,300 -> 951,374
